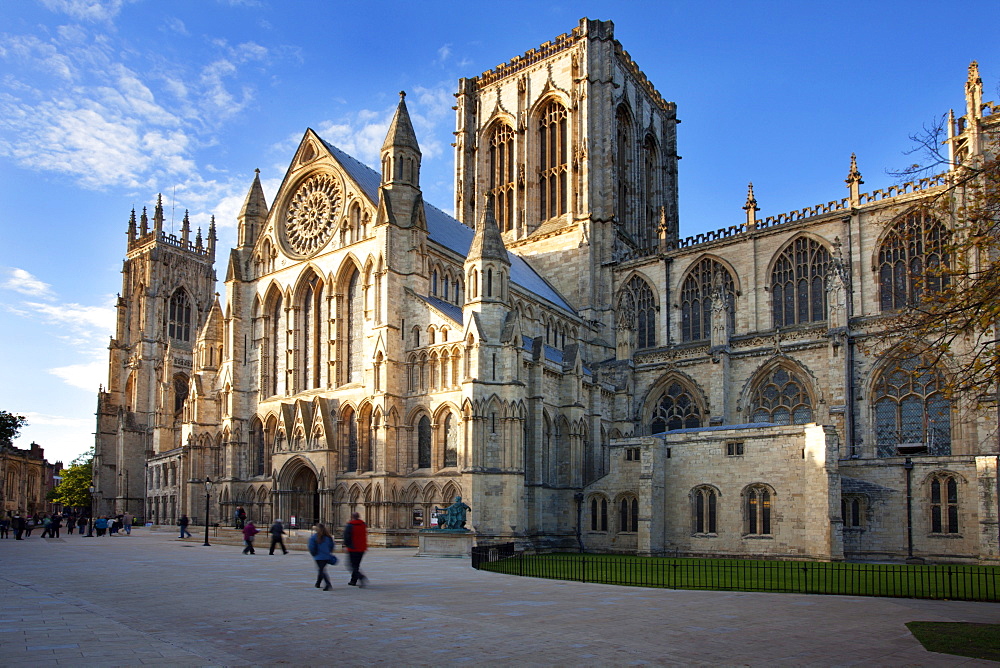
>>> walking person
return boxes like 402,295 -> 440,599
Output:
12,514 -> 25,540
308,524 -> 336,591
268,519 -> 288,555
94,516 -> 108,536
242,520 -> 259,554
40,515 -> 52,538
178,514 -> 191,539
66,513 -> 75,535
76,516 -> 87,535
0,516 -> 9,539
123,513 -> 132,535
343,512 -> 368,587
50,514 -> 62,538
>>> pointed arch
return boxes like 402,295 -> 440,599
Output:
617,272 -> 658,349
679,255 -> 737,342
769,235 -> 830,328
745,359 -> 816,425
875,209 -> 950,312
486,116 -> 517,233
535,95 -> 569,222
870,349 -> 952,456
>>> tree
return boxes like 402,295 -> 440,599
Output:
879,64 -> 1000,405
0,411 -> 28,445
47,448 -> 94,510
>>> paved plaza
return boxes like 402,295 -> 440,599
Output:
1,529 -> 999,666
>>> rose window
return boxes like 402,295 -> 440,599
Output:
284,174 -> 342,257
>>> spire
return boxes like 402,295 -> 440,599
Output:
208,215 -> 217,259
238,168 -> 268,249
153,194 -> 164,234
195,226 -> 203,251
742,183 -> 759,229
181,209 -> 191,245
966,60 -> 983,121
140,206 -> 149,235
381,91 -> 421,154
380,91 -> 421,189
468,197 -> 511,266
127,208 -> 137,240
845,153 -> 863,206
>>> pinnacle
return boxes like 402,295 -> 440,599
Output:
381,91 -> 421,155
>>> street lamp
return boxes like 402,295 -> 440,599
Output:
203,477 -> 213,546
86,485 -> 95,537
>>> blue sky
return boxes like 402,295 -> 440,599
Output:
2,0 -> 999,465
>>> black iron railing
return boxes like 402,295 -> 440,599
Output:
470,545 -> 1000,602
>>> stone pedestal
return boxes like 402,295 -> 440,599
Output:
416,530 -> 474,558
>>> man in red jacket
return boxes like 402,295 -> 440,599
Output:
343,512 -> 368,587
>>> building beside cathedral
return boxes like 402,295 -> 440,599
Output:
93,18 -> 1000,563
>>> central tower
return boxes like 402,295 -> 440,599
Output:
453,18 -> 679,331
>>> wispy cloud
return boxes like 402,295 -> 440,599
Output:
49,360 -> 106,392
2,268 -> 55,299
40,0 -> 132,23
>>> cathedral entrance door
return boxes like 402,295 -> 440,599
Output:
288,466 -> 319,529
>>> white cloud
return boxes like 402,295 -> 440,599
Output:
39,0 -> 130,23
23,300 -> 116,334
3,268 -> 55,299
49,360 -> 106,392
22,411 -> 93,429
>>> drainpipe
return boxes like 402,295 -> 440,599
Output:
574,492 -> 584,553
903,457 -> 924,564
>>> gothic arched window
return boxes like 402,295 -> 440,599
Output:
771,237 -> 830,328
642,134 -> 659,249
878,212 -> 949,311
618,275 -> 657,349
443,413 -> 458,468
650,382 -> 704,433
346,269 -> 363,384
749,367 -> 813,425
692,486 -> 718,534
590,495 -> 608,531
618,495 -> 639,533
345,408 -> 358,471
168,289 -> 192,342
417,416 -> 432,469
680,258 -> 736,342
250,417 -> 265,477
873,353 -> 951,457
744,484 -> 773,535
929,473 -> 959,534
615,106 -> 633,237
489,122 -> 516,233
270,294 -> 283,396
538,99 -> 568,221
299,277 -> 323,391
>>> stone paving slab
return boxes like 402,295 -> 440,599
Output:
1,529 -> 999,666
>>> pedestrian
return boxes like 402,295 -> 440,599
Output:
0,516 -> 9,539
67,513 -> 75,535
269,519 -> 288,555
24,516 -> 35,537
94,516 -> 108,536
343,512 -> 368,587
50,514 -> 62,538
179,514 -> 191,539
12,514 -> 25,540
76,516 -> 87,535
242,520 -> 259,554
40,515 -> 52,538
308,523 -> 336,591
236,506 -> 247,529
123,513 -> 132,535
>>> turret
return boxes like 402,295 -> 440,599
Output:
380,91 -> 421,190
464,198 -> 511,307
237,169 -> 268,249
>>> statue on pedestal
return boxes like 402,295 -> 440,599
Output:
433,496 -> 471,532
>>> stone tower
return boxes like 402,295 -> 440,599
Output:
94,196 -> 217,517
453,17 -> 680,334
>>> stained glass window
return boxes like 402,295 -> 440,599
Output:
749,368 -> 813,425
771,238 -> 829,327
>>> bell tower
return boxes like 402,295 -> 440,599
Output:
93,195 -> 217,517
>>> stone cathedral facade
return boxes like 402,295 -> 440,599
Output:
94,18 -> 1000,563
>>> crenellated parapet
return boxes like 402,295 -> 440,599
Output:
476,25 -> 587,88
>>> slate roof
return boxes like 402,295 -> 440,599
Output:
414,293 -> 464,325
320,137 -> 573,313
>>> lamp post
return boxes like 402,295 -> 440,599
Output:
86,485 -> 95,537
203,477 -> 213,547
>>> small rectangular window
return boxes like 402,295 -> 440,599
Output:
624,447 -> 641,461
726,442 -> 744,457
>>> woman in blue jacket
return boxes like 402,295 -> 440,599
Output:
307,524 -> 336,591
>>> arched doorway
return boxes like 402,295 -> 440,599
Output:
276,458 -> 320,530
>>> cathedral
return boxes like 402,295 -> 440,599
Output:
93,18 -> 1000,563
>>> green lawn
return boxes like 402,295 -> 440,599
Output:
906,622 -> 1000,661
477,552 -> 1000,601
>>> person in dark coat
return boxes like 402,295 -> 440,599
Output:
268,519 -> 288,555
178,514 -> 191,539
12,514 -> 25,540
343,512 -> 368,587
308,523 -> 336,590
242,520 -> 259,554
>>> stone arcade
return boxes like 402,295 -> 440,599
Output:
94,18 -> 1000,563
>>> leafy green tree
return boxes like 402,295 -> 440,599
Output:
47,448 -> 94,510
0,411 -> 28,444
